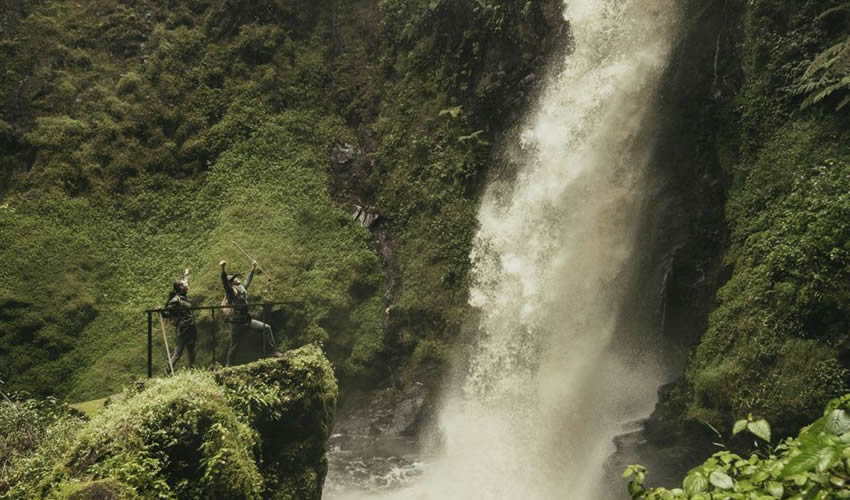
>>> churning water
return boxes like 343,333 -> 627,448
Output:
328,0 -> 678,497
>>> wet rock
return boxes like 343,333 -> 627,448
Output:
325,382 -> 433,495
352,204 -> 379,229
330,142 -> 361,165
217,345 -> 338,500
335,382 -> 431,440
520,72 -> 537,87
606,382 -> 715,492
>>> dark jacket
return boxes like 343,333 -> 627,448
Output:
221,269 -> 254,324
166,293 -> 196,332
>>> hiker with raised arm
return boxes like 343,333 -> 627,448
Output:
220,259 -> 280,366
164,268 -> 196,371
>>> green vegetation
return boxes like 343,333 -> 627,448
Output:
0,0 -> 559,399
1,344 -> 337,500
626,395 -> 850,499
792,3 -> 850,111
677,0 -> 850,436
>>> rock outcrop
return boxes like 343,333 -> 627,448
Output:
2,344 -> 337,500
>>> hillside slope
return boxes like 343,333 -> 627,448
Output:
0,0 -> 564,400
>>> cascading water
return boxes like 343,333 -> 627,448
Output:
328,0 -> 678,498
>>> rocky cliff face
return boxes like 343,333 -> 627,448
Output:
1,344 -> 337,500
611,0 -> 850,489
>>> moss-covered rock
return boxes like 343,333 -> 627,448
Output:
54,479 -> 138,500
1,344 -> 337,500
216,345 -> 338,500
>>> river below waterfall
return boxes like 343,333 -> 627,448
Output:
326,0 -> 678,497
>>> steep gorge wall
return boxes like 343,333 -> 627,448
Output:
621,0 -> 850,486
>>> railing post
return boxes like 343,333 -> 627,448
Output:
262,303 -> 271,357
147,311 -> 153,379
143,303 -> 297,375
211,308 -> 216,366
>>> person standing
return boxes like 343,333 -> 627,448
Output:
164,268 -> 197,371
219,259 -> 279,366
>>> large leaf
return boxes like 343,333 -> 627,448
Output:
784,448 -> 821,478
683,472 -> 708,495
825,409 -> 850,435
709,470 -> 735,490
802,485 -> 822,500
733,419 -> 748,436
816,446 -> 839,472
765,481 -> 783,498
748,419 -> 771,442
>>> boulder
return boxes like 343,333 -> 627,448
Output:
2,344 -> 337,500
351,204 -> 379,228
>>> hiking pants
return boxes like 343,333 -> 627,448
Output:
225,319 -> 277,366
168,324 -> 197,372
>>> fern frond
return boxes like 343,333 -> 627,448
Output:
802,84 -> 834,109
815,2 -> 850,23
837,94 -> 850,111
792,80 -> 828,96
834,41 -> 850,75
802,37 -> 849,77
801,42 -> 845,80
814,81 -> 843,104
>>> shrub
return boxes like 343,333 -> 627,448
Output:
2,345 -> 337,500
626,394 -> 850,499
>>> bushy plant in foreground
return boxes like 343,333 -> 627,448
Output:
0,390 -> 85,493
4,370 -> 263,500
1,345 -> 337,500
626,395 -> 850,499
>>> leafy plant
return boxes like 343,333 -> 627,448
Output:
2,346 -> 337,499
625,395 -> 850,499
793,35 -> 850,111
733,414 -> 772,443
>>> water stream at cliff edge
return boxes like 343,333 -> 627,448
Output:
327,0 -> 678,497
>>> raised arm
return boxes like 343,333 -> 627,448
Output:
183,268 -> 189,287
243,261 -> 257,289
220,261 -> 235,302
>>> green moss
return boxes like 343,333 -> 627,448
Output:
53,479 -> 138,500
682,0 -> 850,435
0,0 -> 560,399
3,347 -> 337,500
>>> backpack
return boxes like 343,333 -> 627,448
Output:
162,294 -> 178,325
220,295 -> 233,318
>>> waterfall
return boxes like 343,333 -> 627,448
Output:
330,0 -> 677,497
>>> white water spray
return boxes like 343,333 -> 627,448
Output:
330,0 -> 677,498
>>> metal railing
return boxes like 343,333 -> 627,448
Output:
144,302 -> 301,378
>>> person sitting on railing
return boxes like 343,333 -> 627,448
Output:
220,259 -> 280,366
164,268 -> 196,371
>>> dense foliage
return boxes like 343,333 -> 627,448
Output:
0,344 -> 337,500
676,0 -> 850,436
0,389 -> 85,493
626,395 -> 850,499
0,0 -> 561,399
